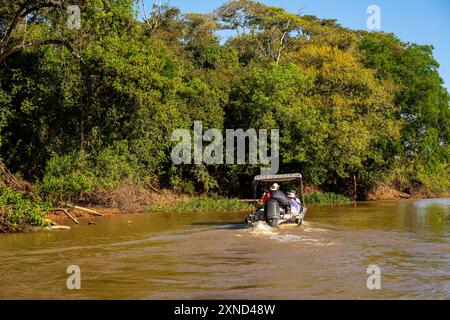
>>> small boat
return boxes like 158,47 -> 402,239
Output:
245,173 -> 308,228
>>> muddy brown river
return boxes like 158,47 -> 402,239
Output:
0,199 -> 449,299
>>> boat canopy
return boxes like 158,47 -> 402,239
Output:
252,173 -> 302,185
252,173 -> 305,206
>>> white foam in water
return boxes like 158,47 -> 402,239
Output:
249,222 -> 313,243
301,221 -> 330,233
246,221 -> 335,246
251,221 -> 275,235
302,226 -> 330,233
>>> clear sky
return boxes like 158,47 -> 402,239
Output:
143,0 -> 450,91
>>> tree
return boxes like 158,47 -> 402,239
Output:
359,32 -> 450,192
0,0 -> 448,198
215,0 -> 255,37
0,0 -> 83,63
183,13 -> 220,50
217,0 -> 306,64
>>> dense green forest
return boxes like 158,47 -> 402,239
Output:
0,0 -> 449,214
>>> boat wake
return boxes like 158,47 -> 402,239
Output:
250,221 -> 275,235
301,221 -> 330,233
246,221 -> 335,246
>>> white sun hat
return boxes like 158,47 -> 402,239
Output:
287,191 -> 296,198
270,183 -> 280,191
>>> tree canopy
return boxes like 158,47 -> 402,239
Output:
1,0 -> 448,198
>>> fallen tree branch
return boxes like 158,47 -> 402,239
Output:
45,225 -> 71,231
59,203 -> 103,216
51,208 -> 79,224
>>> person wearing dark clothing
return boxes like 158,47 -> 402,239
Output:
265,183 -> 289,214
271,189 -> 289,207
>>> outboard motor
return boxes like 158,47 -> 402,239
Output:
265,199 -> 280,227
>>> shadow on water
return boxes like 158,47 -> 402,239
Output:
191,221 -> 247,230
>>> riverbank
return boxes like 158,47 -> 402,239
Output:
1,179 -> 448,233
366,183 -> 450,201
47,193 -> 450,231
1,188 -> 348,232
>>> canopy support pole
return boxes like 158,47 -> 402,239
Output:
300,177 -> 305,207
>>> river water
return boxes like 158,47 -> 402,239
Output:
0,199 -> 449,299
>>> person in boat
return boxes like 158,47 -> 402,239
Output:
287,191 -> 302,214
259,186 -> 273,206
266,183 -> 289,212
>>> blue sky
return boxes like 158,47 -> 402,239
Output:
143,0 -> 450,90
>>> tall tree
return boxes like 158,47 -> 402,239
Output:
0,0 -> 84,63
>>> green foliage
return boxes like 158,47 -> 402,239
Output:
358,32 -> 450,191
145,196 -> 253,213
34,146 -> 140,202
304,192 -> 352,205
0,188 -> 52,230
33,153 -> 96,202
0,0 -> 448,203
182,181 -> 196,195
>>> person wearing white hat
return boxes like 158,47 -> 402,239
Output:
287,191 -> 302,214
259,183 -> 281,206
270,183 -> 280,191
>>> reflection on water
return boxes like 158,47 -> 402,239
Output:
0,198 -> 449,299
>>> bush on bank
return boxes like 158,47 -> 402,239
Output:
0,188 -> 51,232
145,192 -> 352,214
145,196 -> 254,213
304,192 -> 352,205
33,148 -> 142,203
